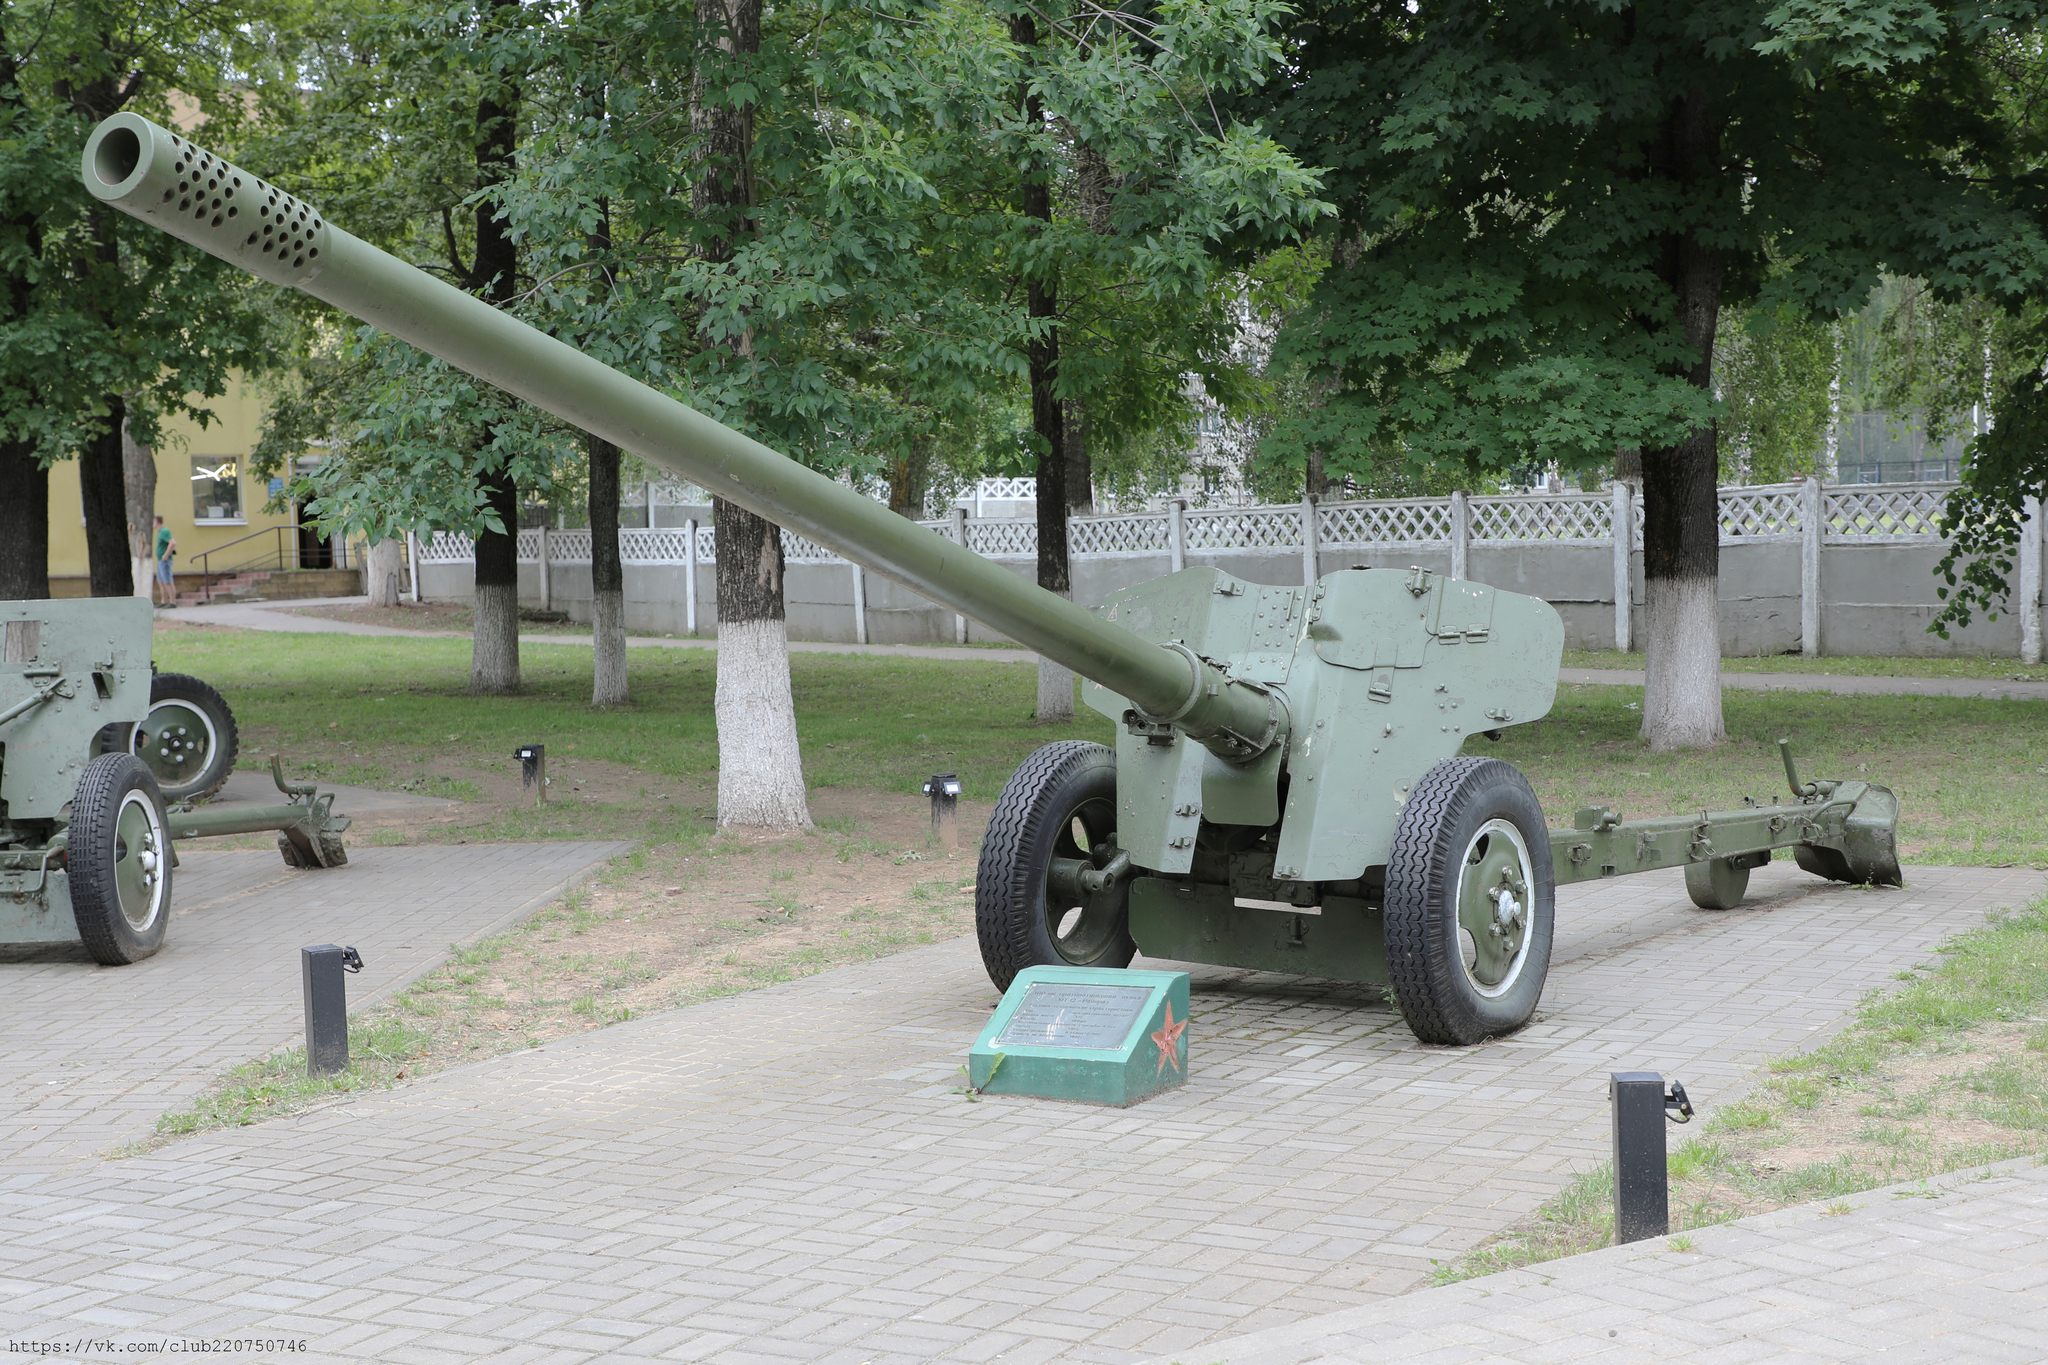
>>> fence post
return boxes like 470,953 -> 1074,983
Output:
1801,475 -> 1823,657
405,530 -> 421,603
2022,494 -> 2043,666
537,523 -> 551,614
644,480 -> 657,528
1169,498 -> 1187,574
851,562 -> 868,646
951,506 -> 969,644
1301,493 -> 1320,587
684,516 -> 699,637
1611,482 -> 1632,652
1449,490 -> 1470,581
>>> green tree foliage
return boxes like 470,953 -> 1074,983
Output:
1714,305 -> 1836,485
1240,0 -> 2048,743
0,1 -> 278,597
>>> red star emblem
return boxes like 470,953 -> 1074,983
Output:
1151,1001 -> 1187,1077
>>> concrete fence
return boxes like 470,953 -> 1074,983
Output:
414,478 -> 2048,661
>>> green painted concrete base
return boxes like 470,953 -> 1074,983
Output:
969,966 -> 1190,1107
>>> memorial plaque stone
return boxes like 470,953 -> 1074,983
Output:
969,965 -> 1191,1106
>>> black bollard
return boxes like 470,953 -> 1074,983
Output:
302,943 -> 365,1077
923,772 -> 963,849
517,744 -> 547,806
1610,1070 -> 1670,1244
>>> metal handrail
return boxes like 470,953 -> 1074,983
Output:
188,526 -> 293,602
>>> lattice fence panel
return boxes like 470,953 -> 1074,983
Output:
1319,497 -> 1455,546
967,519 -> 1037,557
1718,487 -> 1802,540
780,530 -> 842,564
547,530 -> 593,564
1824,483 -> 1950,541
515,529 -> 543,561
619,528 -> 699,564
1470,493 -> 1613,543
422,532 -> 475,563
975,476 -> 1038,502
1071,514 -> 1170,556
1183,505 -> 1302,551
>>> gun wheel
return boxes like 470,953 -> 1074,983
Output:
68,753 -> 172,966
975,741 -> 1134,992
132,672 -> 239,801
1686,856 -> 1752,910
1385,757 -> 1554,1046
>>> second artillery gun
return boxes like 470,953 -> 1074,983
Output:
83,114 -> 1901,1041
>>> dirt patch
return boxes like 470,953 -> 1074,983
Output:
414,789 -> 988,1043
136,785 -> 991,1149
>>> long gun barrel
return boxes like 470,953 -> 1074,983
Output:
82,113 -> 1283,761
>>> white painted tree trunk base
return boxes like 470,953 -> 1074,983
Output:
366,539 -> 404,608
592,589 -> 628,706
716,618 -> 813,830
1035,656 -> 1074,722
1641,575 -> 1726,751
471,581 -> 521,695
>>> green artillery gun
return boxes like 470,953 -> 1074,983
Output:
2,597 -> 352,964
83,114 -> 1901,1038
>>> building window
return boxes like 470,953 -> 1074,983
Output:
192,457 -> 243,522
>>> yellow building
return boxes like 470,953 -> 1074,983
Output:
45,376 -> 347,599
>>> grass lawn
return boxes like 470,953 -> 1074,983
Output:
156,622 -> 2048,865
1564,648 -> 2048,682
1438,892 -> 2048,1282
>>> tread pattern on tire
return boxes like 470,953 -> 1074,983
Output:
69,753 -> 169,966
975,740 -> 1118,992
143,672 -> 240,801
1384,756 -> 1552,1046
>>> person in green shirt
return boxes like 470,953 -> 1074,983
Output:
153,515 -> 176,607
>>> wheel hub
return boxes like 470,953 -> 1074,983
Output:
1457,818 -> 1535,997
112,790 -> 166,932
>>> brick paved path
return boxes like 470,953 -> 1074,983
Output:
0,842 -> 626,1174
1144,1157 -> 2048,1364
0,862 -> 2039,1363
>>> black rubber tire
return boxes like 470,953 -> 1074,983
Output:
975,741 -> 1133,992
68,753 -> 172,966
132,672 -> 239,801
1385,757 -> 1555,1046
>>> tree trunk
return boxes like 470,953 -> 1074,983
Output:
696,0 -> 804,827
579,59 -> 630,708
0,438 -> 46,599
1014,14 -> 1072,722
471,466 -> 521,694
121,410 -> 155,598
366,539 -> 404,606
1639,235 -> 1726,750
79,392 -> 132,597
465,0 -> 523,694
714,496 -> 809,828
887,434 -> 928,518
589,433 -> 628,705
1064,397 -> 1092,514
1636,88 -> 1728,751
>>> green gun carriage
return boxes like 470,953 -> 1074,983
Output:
1,597 -> 352,963
81,113 -> 1902,1037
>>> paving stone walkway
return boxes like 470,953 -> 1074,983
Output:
0,861 -> 2038,1363
1144,1156 -> 2048,1364
0,841 -> 626,1174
